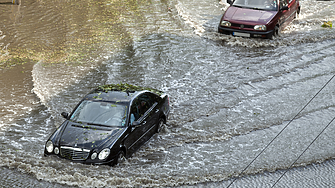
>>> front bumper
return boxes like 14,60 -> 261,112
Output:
44,151 -> 116,165
218,26 -> 273,38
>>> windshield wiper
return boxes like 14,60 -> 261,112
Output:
71,122 -> 113,131
86,122 -> 112,127
233,5 -> 244,8
251,7 -> 266,10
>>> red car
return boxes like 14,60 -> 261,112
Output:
218,0 -> 300,39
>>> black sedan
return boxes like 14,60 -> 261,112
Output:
44,83 -> 170,166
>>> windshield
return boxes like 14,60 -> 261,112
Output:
70,100 -> 128,127
233,0 -> 278,11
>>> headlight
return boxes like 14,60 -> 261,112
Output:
91,152 -> 97,160
98,148 -> 110,160
54,147 -> 59,154
254,25 -> 266,31
221,21 -> 231,27
46,141 -> 54,153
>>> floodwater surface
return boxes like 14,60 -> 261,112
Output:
1,0 -> 335,187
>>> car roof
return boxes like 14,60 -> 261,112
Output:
83,83 -> 164,103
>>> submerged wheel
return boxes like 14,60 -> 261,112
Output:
156,118 -> 164,133
113,150 -> 126,166
267,26 -> 279,40
294,11 -> 298,19
294,7 -> 300,19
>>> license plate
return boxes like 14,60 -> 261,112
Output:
233,32 -> 250,38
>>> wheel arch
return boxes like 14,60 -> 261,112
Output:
119,144 -> 128,158
160,113 -> 167,124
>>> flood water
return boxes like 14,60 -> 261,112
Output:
1,0 -> 335,187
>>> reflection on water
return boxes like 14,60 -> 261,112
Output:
0,0 -> 160,66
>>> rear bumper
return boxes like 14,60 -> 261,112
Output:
218,26 -> 273,38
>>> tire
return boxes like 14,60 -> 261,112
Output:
267,26 -> 279,40
156,118 -> 164,133
294,7 -> 300,19
113,150 -> 126,166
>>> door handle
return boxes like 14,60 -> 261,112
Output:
142,121 -> 146,124
155,109 -> 159,113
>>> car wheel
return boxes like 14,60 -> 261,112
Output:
294,9 -> 299,19
156,118 -> 164,133
267,26 -> 279,40
114,150 -> 126,166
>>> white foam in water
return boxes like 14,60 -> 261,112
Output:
175,2 -> 206,36
0,30 -> 9,55
32,61 -> 84,105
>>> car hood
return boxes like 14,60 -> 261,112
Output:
224,6 -> 276,25
59,121 -> 126,150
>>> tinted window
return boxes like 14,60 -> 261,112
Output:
138,94 -> 152,114
129,93 -> 157,124
130,98 -> 140,123
279,0 -> 288,8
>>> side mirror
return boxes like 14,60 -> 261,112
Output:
61,112 -> 69,119
227,0 -> 233,4
280,6 -> 289,11
131,121 -> 141,127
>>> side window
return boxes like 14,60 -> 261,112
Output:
137,94 -> 153,116
130,99 -> 140,124
147,93 -> 160,104
129,93 -> 156,124
279,0 -> 287,8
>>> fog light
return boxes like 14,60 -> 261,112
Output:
54,147 -> 59,154
91,152 -> 97,160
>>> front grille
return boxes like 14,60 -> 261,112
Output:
60,146 -> 90,160
231,23 -> 254,29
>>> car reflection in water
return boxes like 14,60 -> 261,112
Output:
44,83 -> 170,166
218,0 -> 300,39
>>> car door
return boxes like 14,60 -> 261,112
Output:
123,93 -> 158,154
286,0 -> 298,22
144,93 -> 161,133
278,0 -> 289,26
